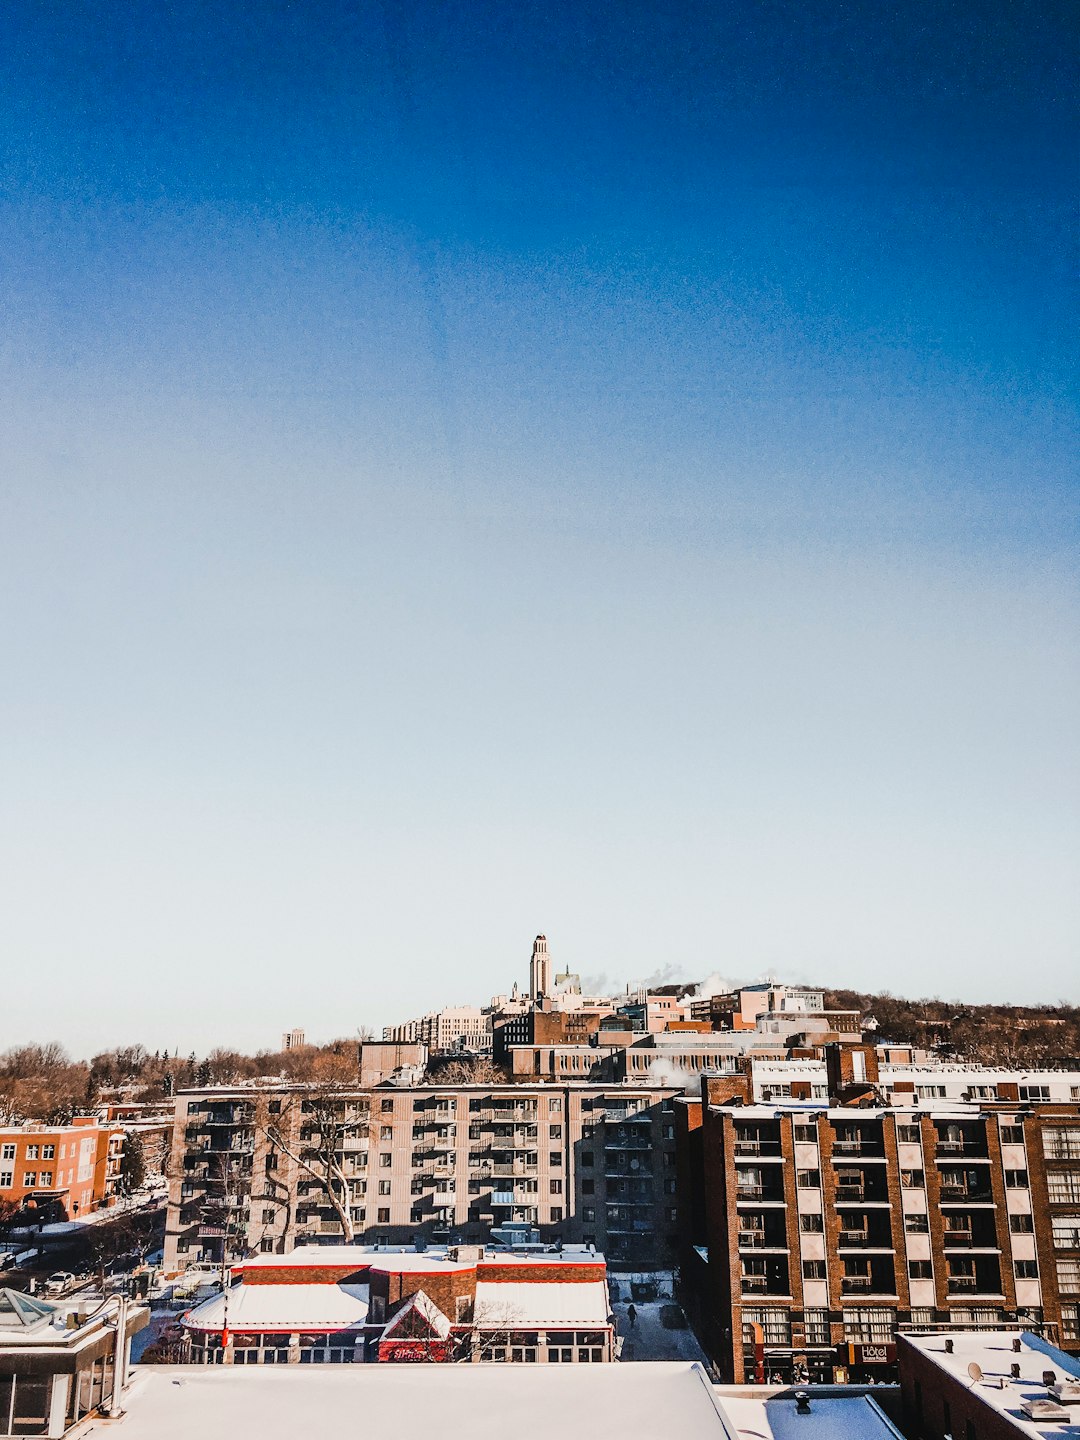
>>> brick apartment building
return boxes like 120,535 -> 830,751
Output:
676,1050 -> 1080,1385
0,1118 -> 124,1221
179,1244 -> 614,1364
165,1082 -> 682,1273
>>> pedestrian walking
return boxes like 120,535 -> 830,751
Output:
626,1303 -> 637,1328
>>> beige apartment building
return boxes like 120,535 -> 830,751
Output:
165,1081 -> 682,1274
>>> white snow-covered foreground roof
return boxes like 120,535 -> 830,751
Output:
115,1363 -> 729,1440
183,1283 -> 369,1333
111,1366 -> 904,1440
473,1280 -> 610,1328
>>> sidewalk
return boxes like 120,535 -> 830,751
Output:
612,1300 -> 709,1364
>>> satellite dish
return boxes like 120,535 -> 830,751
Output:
968,1363 -> 983,1384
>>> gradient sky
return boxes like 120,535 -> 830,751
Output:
1,0 -> 1077,1056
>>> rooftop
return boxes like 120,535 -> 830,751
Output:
232,1244 -> 604,1276
900,1330 -> 1080,1438
103,1364 -> 902,1440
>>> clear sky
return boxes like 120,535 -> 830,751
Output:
1,0 -> 1076,1056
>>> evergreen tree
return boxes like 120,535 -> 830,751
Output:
119,1133 -> 146,1194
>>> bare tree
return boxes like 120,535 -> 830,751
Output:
429,1057 -> 508,1086
258,1055 -> 369,1244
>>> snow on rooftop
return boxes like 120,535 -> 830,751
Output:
473,1280 -> 610,1328
234,1245 -> 603,1276
184,1283 -> 369,1334
715,1391 -> 905,1439
120,1362 -> 730,1439
901,1331 -> 1080,1437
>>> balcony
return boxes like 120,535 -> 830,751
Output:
840,1276 -> 873,1293
734,1141 -> 783,1158
939,1185 -> 993,1205
947,1276 -> 977,1292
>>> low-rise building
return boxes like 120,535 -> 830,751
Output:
0,1119 -> 124,1222
0,1288 -> 147,1437
898,1328 -> 1080,1438
179,1243 -> 614,1364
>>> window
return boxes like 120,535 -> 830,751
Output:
549,1151 -> 562,1167
23,1173 -> 36,1186
380,1126 -> 393,1140
381,1099 -> 394,1113
39,1170 -> 52,1186
262,1208 -> 276,1224
802,1260 -> 826,1279
843,1309 -> 895,1344
260,1237 -> 274,1253
0,1170 -> 11,1187
909,1261 -> 933,1279
550,1207 -> 563,1222
916,1086 -> 946,1099
549,1125 -> 562,1139
793,1124 -> 817,1143
1009,1214 -> 1034,1234
1061,1304 -> 1080,1342
582,1151 -> 594,1167
380,1153 -> 392,1168
582,1178 -> 594,1195
999,1125 -> 1023,1144
897,1126 -> 921,1144
1005,1170 -> 1028,1189
742,1309 -> 790,1346
799,1213 -> 824,1233
378,1180 -> 391,1196
796,1169 -> 820,1189
803,1309 -> 830,1344
1019,1085 -> 1050,1102
549,1097 -> 562,1113
550,1179 -> 562,1195
662,1125 -> 675,1140
1057,1260 -> 1080,1293
582,1206 -> 595,1222
1043,1128 -> 1080,1160
0,1144 -> 14,1160
265,1154 -> 278,1171
905,1213 -> 929,1234
41,1144 -> 55,1159
901,1169 -> 924,1188
377,1208 -> 391,1223
1015,1260 -> 1039,1279
1052,1217 -> 1080,1250
267,1099 -> 281,1114
1048,1171 -> 1080,1204
25,1146 -> 38,1160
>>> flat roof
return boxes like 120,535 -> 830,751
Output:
118,1362 -> 731,1439
232,1245 -> 605,1276
900,1330 -> 1080,1437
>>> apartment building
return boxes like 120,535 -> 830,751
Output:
165,1081 -> 682,1274
676,1064 -> 1080,1385
0,1119 -> 124,1221
383,1007 -> 492,1054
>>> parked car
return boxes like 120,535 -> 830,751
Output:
45,1271 -> 76,1295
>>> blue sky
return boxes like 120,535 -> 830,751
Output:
1,0 -> 1076,1054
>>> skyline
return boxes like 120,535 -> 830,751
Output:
1,1 -> 1076,1055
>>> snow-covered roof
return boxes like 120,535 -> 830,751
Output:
899,1330 -> 1080,1437
233,1245 -> 604,1278
715,1391 -> 904,1438
183,1283 -> 369,1334
112,1362 -> 735,1438
473,1280 -> 610,1329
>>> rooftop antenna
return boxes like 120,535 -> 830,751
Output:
967,1363 -> 983,1386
